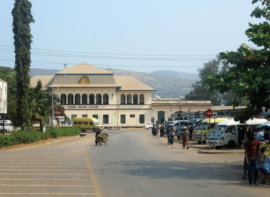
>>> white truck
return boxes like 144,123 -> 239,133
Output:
206,119 -> 267,149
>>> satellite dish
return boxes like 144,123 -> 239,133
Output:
155,95 -> 162,100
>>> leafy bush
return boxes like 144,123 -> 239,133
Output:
0,127 -> 80,148
46,127 -> 81,138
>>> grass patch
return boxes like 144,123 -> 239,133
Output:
0,127 -> 80,148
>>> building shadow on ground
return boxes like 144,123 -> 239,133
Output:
107,159 -> 267,187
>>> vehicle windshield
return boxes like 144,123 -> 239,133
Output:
94,121 -> 100,125
165,121 -> 174,126
194,122 -> 209,130
210,125 -> 227,133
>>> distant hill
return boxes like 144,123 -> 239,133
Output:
150,70 -> 199,81
29,68 -> 196,98
29,68 -> 61,76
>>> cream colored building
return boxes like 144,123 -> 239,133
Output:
30,63 -> 239,127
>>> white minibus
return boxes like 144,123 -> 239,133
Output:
207,119 -> 267,149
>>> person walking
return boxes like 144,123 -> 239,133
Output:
155,124 -> 159,136
160,123 -> 165,137
259,133 -> 270,184
182,127 -> 189,149
168,125 -> 175,145
189,125 -> 193,141
95,128 -> 101,146
245,131 -> 260,186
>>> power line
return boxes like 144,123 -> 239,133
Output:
0,59 -> 203,68
0,49 -> 213,61
0,44 -> 216,57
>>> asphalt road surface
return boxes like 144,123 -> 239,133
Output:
0,130 -> 268,197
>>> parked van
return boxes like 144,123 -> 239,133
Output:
0,120 -> 17,133
193,118 -> 230,144
206,118 -> 267,149
72,117 -> 104,132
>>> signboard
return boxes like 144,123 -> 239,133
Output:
0,79 -> 7,114
212,112 -> 218,118
181,112 -> 186,117
190,112 -> 195,118
199,111 -> 203,118
54,107 -> 65,116
186,111 -> 190,117
66,105 -> 98,109
55,116 -> 65,122
206,109 -> 213,118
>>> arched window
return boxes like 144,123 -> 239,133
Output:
139,94 -> 144,104
96,94 -> 102,105
68,94 -> 73,105
82,94 -> 87,105
61,94 -> 66,105
133,94 -> 138,105
127,94 -> 132,104
75,94 -> 80,105
103,94 -> 109,105
121,94 -> 125,105
89,94 -> 95,104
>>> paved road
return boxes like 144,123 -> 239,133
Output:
0,130 -> 268,197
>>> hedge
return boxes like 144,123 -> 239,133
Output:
0,127 -> 80,148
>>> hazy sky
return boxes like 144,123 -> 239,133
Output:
0,0 -> 263,74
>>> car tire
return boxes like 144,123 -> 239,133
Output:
227,140 -> 236,149
215,146 -> 221,149
197,141 -> 201,144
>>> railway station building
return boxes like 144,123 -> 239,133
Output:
30,63 -> 238,127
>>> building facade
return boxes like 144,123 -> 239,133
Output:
30,62 -> 222,127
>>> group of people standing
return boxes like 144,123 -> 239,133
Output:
243,131 -> 270,186
153,123 -> 191,149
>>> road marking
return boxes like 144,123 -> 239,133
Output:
0,169 -> 88,172
0,179 -> 90,180
0,184 -> 92,187
0,173 -> 89,176
0,193 -> 95,195
83,149 -> 102,197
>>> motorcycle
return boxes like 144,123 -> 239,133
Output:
97,133 -> 109,145
152,127 -> 158,136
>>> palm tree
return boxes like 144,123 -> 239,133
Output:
30,80 -> 61,131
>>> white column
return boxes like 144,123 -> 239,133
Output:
66,95 -> 68,105
80,94 -> 82,105
101,95 -> 103,105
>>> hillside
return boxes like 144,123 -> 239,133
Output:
150,70 -> 199,81
29,68 -> 196,98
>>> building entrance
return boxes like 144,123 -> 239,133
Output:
157,111 -> 165,124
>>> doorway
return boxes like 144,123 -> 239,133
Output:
157,111 -> 165,124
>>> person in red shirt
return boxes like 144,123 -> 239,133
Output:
245,131 -> 260,186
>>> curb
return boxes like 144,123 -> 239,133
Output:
0,135 -> 81,152
198,150 -> 244,154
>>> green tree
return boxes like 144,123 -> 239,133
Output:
30,80 -> 61,131
12,0 -> 35,128
206,0 -> 270,122
185,58 -> 222,105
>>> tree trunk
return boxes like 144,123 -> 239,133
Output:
40,120 -> 43,132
